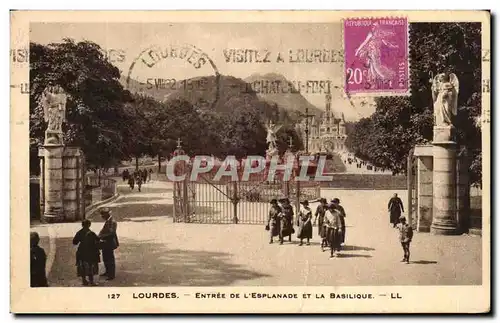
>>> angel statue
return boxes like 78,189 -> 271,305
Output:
431,73 -> 459,127
265,120 -> 283,152
39,85 -> 68,145
354,22 -> 399,83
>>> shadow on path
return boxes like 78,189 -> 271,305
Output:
342,245 -> 376,252
49,237 -> 269,287
411,260 -> 438,265
337,253 -> 372,258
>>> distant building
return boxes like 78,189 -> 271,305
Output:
297,93 -> 347,153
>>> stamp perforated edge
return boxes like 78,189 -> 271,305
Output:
340,16 -> 411,99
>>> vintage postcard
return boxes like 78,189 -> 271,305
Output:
11,10 -> 490,313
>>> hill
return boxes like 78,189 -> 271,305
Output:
120,74 -> 298,124
244,73 -> 323,117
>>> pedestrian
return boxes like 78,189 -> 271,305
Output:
148,168 -> 153,182
136,173 -> 143,192
73,219 -> 100,286
324,203 -> 343,258
278,198 -> 294,245
30,232 -> 48,287
266,199 -> 282,244
313,198 -> 328,250
332,198 -> 346,245
297,200 -> 313,246
122,169 -> 128,182
98,208 -> 119,280
397,215 -> 413,264
128,175 -> 135,190
142,169 -> 148,184
388,193 -> 404,228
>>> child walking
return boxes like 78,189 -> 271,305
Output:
398,215 -> 413,264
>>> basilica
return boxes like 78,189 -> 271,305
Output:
297,93 -> 347,154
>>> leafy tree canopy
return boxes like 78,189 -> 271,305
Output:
30,39 -> 133,173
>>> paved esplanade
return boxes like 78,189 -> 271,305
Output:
32,179 -> 481,287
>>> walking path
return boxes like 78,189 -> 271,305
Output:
31,180 -> 482,287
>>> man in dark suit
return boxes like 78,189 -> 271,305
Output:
98,208 -> 119,280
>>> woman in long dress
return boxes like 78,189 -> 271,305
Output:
332,198 -> 347,245
297,200 -> 313,246
278,198 -> 294,244
314,198 -> 328,250
267,199 -> 282,244
324,203 -> 343,258
30,232 -> 48,287
73,219 -> 101,286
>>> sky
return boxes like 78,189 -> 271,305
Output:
30,22 -> 375,120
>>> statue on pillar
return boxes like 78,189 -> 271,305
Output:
431,73 -> 460,141
40,85 -> 68,145
265,120 -> 282,157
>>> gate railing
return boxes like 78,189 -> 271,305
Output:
172,158 -> 321,225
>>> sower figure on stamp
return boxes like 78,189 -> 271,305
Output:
278,197 -> 294,245
331,198 -> 347,245
354,22 -> 398,85
325,203 -> 343,258
297,200 -> 313,246
397,215 -> 413,264
98,208 -> 119,280
30,232 -> 48,287
313,198 -> 328,250
266,199 -> 282,244
388,193 -> 404,228
73,219 -> 100,286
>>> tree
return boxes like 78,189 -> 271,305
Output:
346,22 -> 482,184
30,39 -> 133,174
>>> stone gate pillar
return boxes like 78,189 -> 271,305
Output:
431,127 -> 458,235
413,145 -> 433,232
42,144 -> 65,222
38,85 -> 85,223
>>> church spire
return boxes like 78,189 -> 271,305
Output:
325,93 -> 332,113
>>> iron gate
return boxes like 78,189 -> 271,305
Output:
173,164 -> 321,225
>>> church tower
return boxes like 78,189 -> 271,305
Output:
325,92 -> 332,122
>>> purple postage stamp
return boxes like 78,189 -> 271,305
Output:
344,17 -> 409,96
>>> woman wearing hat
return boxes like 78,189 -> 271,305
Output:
297,200 -> 313,246
331,198 -> 346,245
73,219 -> 101,286
313,198 -> 329,250
278,198 -> 294,244
324,203 -> 343,258
30,232 -> 48,287
266,199 -> 282,244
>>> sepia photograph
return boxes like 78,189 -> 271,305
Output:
10,10 -> 490,313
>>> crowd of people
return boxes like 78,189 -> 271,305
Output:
339,151 -> 391,174
266,197 -> 347,258
31,208 -> 119,287
122,168 -> 153,192
266,193 -> 412,263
